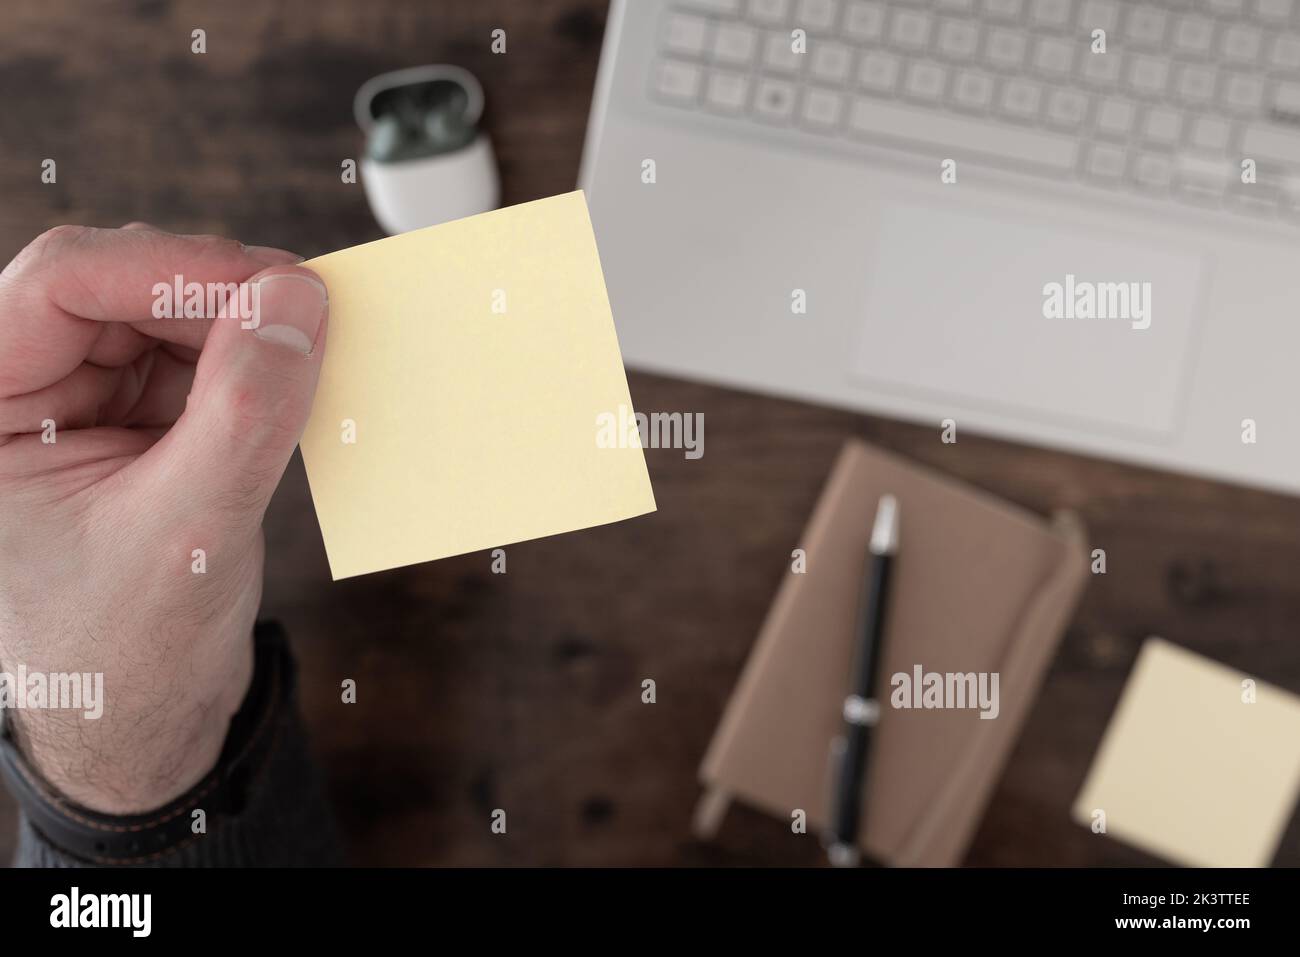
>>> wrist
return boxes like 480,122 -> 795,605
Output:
6,634 -> 253,815
0,622 -> 293,864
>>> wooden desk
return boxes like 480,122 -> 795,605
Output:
2,0 -> 1299,866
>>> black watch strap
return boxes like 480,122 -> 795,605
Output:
0,620 -> 293,865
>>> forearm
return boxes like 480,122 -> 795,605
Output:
4,621 -> 343,868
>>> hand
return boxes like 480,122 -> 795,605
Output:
0,224 -> 328,814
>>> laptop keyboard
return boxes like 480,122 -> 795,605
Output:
650,0 -> 1300,222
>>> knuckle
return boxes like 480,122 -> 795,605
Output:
36,223 -> 91,250
205,375 -> 304,496
3,225 -> 91,280
225,380 -> 304,445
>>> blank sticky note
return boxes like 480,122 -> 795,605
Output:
300,191 -> 655,579
1073,637 -> 1300,867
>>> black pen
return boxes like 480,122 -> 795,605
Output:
825,493 -> 899,867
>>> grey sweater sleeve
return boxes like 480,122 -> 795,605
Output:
7,622 -> 343,868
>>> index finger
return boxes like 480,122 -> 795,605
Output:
0,225 -> 300,398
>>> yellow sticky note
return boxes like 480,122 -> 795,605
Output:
300,191 -> 655,579
1073,637 -> 1300,867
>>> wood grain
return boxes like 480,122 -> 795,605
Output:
2,0 -> 1298,867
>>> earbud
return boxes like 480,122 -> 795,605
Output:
367,79 -> 477,163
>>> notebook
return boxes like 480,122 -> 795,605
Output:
697,439 -> 1088,866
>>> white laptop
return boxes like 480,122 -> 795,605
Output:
579,0 -> 1300,494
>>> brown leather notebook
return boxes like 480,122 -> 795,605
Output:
697,439 -> 1088,866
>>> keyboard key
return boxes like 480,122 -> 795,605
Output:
677,0 -> 739,11
1172,15 -> 1214,56
1032,36 -> 1075,76
795,0 -> 839,32
749,0 -> 791,25
810,42 -> 852,82
1095,96 -> 1136,137
1031,0 -> 1073,29
1178,153 -> 1232,187
846,95 -> 1077,170
1273,183 -> 1300,221
664,14 -> 710,57
986,28 -> 1029,70
1000,78 -> 1043,119
1222,72 -> 1265,113
1126,55 -> 1170,98
1231,185 -> 1283,218
1081,49 -> 1121,86
937,18 -> 981,59
678,0 -> 739,11
952,69 -> 995,110
705,70 -> 750,112
890,9 -> 934,49
983,0 -> 1023,20
858,50 -> 901,92
904,62 -> 949,101
1191,116 -> 1231,152
754,77 -> 797,121
1124,7 -> 1167,48
1086,143 -> 1126,179
1265,183 -> 1300,228
712,23 -> 758,65
1176,64 -> 1217,105
1222,25 -> 1263,63
1272,81 -> 1300,117
1257,0 -> 1294,21
800,87 -> 845,127
1077,0 -> 1120,32
1280,176 -> 1300,207
948,72 -> 991,112
654,60 -> 702,101
1206,0 -> 1245,14
1134,152 -> 1173,189
843,1 -> 886,41
1270,34 -> 1300,71
1045,88 -> 1089,128
764,32 -> 805,72
1177,153 -> 1229,202
1142,106 -> 1182,145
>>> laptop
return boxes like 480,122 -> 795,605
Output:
579,0 -> 1300,494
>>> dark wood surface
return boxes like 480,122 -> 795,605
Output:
3,0 -> 1299,867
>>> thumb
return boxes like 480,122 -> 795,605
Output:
145,266 -> 329,528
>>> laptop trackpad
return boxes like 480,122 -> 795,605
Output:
850,201 -> 1208,439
